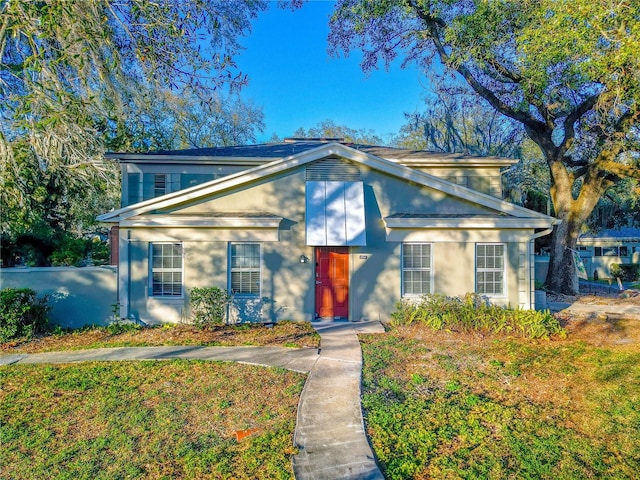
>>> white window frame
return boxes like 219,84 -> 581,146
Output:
149,243 -> 183,297
476,243 -> 506,297
229,243 -> 262,297
401,243 -> 433,297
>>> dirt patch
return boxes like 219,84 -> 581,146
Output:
1,322 -> 320,354
548,290 -> 640,346
548,289 -> 640,306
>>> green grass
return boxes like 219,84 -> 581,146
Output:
1,360 -> 304,479
360,327 -> 640,479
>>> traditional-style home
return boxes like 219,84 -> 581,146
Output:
98,139 -> 558,323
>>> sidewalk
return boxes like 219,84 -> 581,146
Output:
0,345 -> 319,373
292,321 -> 385,480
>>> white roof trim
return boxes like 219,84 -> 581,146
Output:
578,237 -> 640,243
98,143 -> 555,223
383,216 -> 559,230
120,215 -> 283,228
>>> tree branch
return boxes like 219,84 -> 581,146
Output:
485,57 -> 521,83
408,1 -> 546,132
557,94 -> 600,157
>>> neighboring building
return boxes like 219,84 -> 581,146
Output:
98,140 -> 558,324
577,228 -> 640,279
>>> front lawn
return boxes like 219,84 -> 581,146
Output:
361,322 -> 640,479
1,360 -> 304,479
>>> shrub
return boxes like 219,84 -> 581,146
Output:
610,263 -> 640,282
190,287 -> 230,328
391,293 -> 564,339
0,288 -> 50,342
106,320 -> 142,335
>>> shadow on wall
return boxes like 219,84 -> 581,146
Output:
1,266 -> 117,328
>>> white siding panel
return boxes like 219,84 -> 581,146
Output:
306,181 -> 327,246
345,181 -> 366,246
325,181 -> 347,245
305,181 -> 366,246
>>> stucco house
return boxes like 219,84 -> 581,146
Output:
97,139 -> 558,324
577,227 -> 640,279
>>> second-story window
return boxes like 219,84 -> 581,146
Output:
154,174 -> 167,197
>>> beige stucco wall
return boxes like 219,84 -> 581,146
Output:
117,159 -> 538,323
0,267 -> 117,328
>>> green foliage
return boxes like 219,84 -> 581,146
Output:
2,233 -> 110,267
611,263 -> 640,281
292,119 -> 385,145
190,287 -> 231,328
1,0 -> 268,258
105,321 -> 142,336
391,293 -> 564,338
0,288 -> 49,342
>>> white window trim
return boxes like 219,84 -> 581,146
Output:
401,242 -> 434,297
475,243 -> 506,297
228,242 -> 262,297
149,242 -> 184,298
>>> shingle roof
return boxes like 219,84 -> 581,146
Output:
579,227 -> 640,240
105,140 -> 517,166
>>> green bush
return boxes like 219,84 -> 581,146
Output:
190,287 -> 230,328
391,293 -> 564,339
610,263 -> 640,281
0,288 -> 50,342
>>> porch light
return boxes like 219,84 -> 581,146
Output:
299,254 -> 309,263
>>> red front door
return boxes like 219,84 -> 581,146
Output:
315,247 -> 349,319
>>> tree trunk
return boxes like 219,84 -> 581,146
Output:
544,219 -> 581,295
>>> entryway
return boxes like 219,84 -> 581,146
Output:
314,247 -> 349,319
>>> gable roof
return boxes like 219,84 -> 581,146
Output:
98,142 -> 555,225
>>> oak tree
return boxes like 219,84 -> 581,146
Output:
330,0 -> 640,293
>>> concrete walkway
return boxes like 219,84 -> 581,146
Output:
292,321 -> 385,480
0,321 -> 387,479
0,345 -> 319,373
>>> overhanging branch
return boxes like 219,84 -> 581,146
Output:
408,1 -> 545,133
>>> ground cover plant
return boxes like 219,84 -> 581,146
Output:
1,321 -> 320,353
360,318 -> 640,479
392,293 -> 564,338
1,360 -> 304,479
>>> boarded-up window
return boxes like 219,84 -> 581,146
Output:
305,181 -> 366,246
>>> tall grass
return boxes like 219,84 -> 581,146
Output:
391,293 -> 564,338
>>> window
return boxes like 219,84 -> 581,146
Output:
402,243 -> 432,296
476,244 -> 505,296
154,174 -> 167,197
150,243 -> 183,297
595,246 -> 620,257
620,246 -> 629,257
230,243 -> 261,295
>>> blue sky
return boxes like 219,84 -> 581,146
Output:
235,1 -> 428,143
